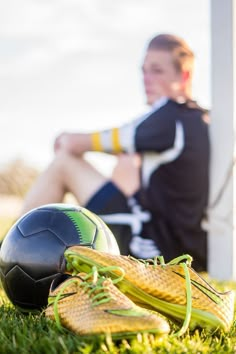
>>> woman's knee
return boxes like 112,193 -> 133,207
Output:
49,151 -> 80,181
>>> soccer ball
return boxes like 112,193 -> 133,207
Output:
0,203 -> 120,311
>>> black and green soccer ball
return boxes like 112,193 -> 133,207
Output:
0,204 -> 120,311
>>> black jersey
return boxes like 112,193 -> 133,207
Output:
91,97 -> 210,270
136,99 -> 209,269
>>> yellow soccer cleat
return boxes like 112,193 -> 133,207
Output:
45,266 -> 170,339
65,246 -> 235,335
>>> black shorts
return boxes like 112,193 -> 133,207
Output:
85,182 -> 161,257
85,182 -> 132,254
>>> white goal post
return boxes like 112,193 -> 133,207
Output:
208,0 -> 236,279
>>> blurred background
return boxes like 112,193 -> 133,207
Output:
0,0 -> 210,217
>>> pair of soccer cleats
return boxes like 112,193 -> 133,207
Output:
45,246 -> 235,338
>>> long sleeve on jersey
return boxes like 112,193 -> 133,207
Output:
91,99 -> 178,154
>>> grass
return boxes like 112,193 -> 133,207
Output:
0,299 -> 236,354
0,217 -> 236,353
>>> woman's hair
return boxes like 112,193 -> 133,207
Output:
147,33 -> 194,73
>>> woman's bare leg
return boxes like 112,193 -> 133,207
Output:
21,151 -> 108,215
111,153 -> 141,196
21,152 -> 141,216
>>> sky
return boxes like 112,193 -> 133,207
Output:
0,0 -> 210,172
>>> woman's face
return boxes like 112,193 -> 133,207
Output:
142,49 -> 184,105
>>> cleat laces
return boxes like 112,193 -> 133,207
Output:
50,265 -> 125,331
